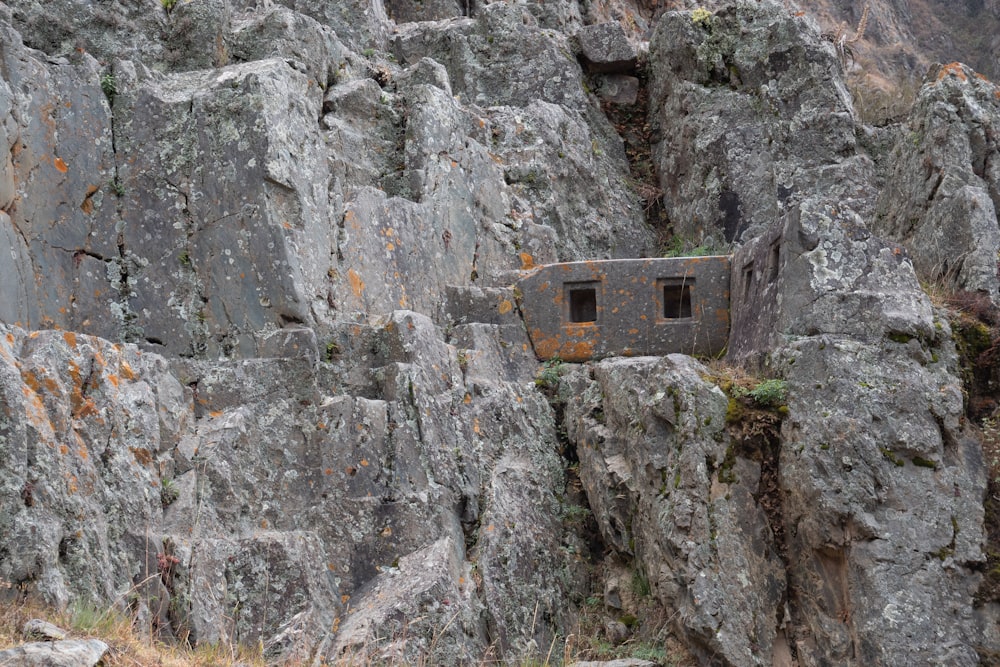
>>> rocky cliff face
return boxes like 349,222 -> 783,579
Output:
2,0 -> 1000,665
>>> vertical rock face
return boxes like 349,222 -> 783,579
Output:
1,0 -> 998,664
874,62 -> 1000,299
647,2 -> 875,246
563,356 -> 787,665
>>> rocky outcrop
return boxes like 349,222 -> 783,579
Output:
874,62 -> 1000,299
2,0 -> 999,664
647,2 -> 875,247
564,356 -> 787,665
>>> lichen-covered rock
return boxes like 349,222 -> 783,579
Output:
0,326 -> 188,609
774,335 -> 985,665
874,62 -> 1000,299
577,22 -> 638,74
648,0 -> 875,246
0,25 -> 119,337
563,356 -> 787,665
0,638 -> 109,667
111,58 -> 332,357
727,196 -> 986,662
729,197 -> 935,363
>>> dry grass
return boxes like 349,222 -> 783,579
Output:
0,587 -> 265,667
0,585 -> 699,666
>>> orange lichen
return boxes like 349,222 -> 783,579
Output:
519,253 -> 535,269
498,299 -> 513,315
347,269 -> 365,297
119,360 -> 137,380
937,62 -> 968,83
53,157 -> 68,173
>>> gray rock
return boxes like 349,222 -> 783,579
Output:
564,355 -> 786,665
0,639 -> 109,667
729,197 -> 934,364
112,58 -> 332,357
595,74 -> 640,104
648,1 -> 875,246
873,62 -> 1000,299
577,22 -> 638,74
384,0 -> 464,23
21,619 -> 68,641
228,4 -> 352,88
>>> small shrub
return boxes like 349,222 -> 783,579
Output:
160,478 -> 179,507
535,357 -> 565,390
745,379 -> 788,407
109,177 -> 125,197
100,72 -> 117,102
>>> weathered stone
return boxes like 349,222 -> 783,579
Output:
729,197 -> 932,365
577,22 -> 637,74
326,537 -> 485,665
648,2 -> 875,246
228,4 -> 352,88
595,74 -> 639,104
384,0 -> 464,23
564,356 -> 786,665
0,25 -> 119,337
0,639 -> 109,667
518,258 -> 730,361
22,619 -> 68,641
112,58 -> 332,357
873,62 -> 1000,299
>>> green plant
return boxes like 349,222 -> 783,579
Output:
457,349 -> 471,373
562,503 -> 591,526
743,379 -> 788,408
161,0 -> 178,11
661,234 -> 724,258
100,72 -> 117,102
160,478 -> 180,507
324,341 -> 340,362
109,176 -> 125,197
362,47 -> 376,58
69,601 -> 120,636
535,357 -> 565,389
631,569 -> 651,598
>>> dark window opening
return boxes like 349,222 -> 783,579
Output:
769,241 -> 781,282
568,287 -> 598,322
743,264 -> 754,300
663,282 -> 693,319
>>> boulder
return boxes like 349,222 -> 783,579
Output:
0,639 -> 109,667
577,22 -> 638,74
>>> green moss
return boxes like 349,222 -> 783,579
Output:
726,397 -> 744,424
888,332 -> 914,344
880,447 -> 905,467
912,456 -> 938,470
718,443 -> 738,484
619,613 -> 639,628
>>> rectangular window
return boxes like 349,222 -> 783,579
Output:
566,283 -> 598,322
742,263 -> 754,300
660,279 -> 693,319
769,241 -> 781,283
